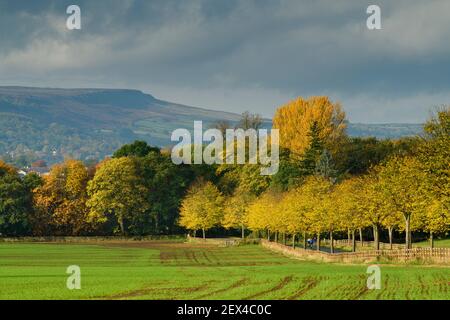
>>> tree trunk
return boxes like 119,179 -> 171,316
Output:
193,230 -> 197,238
347,228 -> 351,246
267,230 -> 270,241
118,216 -> 125,236
303,231 -> 307,249
202,228 -> 206,240
405,215 -> 411,249
283,233 -> 287,245
352,229 -> 356,252
317,233 -> 321,251
241,225 -> 245,239
292,234 -> 296,249
275,232 -> 278,243
359,228 -> 363,247
430,231 -> 434,249
388,226 -> 393,250
373,225 -> 380,251
330,231 -> 334,254
154,214 -> 159,234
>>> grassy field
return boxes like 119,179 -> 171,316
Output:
0,241 -> 448,300
414,238 -> 450,248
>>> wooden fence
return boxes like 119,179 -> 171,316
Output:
261,239 -> 450,264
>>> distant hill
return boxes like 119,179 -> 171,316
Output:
0,86 -> 423,165
347,123 -> 423,139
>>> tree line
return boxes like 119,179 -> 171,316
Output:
0,97 -> 448,246
179,98 -> 449,249
0,141 -> 208,236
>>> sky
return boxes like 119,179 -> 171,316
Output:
0,0 -> 449,123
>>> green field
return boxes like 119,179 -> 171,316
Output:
0,241 -> 448,300
414,239 -> 450,248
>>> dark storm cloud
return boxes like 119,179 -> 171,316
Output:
0,0 -> 449,122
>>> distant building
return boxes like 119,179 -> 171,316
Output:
17,170 -> 27,177
26,167 -> 50,177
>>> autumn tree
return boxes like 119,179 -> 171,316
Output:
333,177 -> 369,252
282,185 -> 313,248
420,106 -> 450,204
273,96 -> 347,157
420,199 -> 449,248
359,172 -> 391,250
381,206 -> 402,250
418,106 -> 450,245
179,180 -> 224,239
0,160 -> 16,176
247,191 -> 282,240
321,188 -> 340,253
301,176 -> 333,251
270,192 -> 288,244
33,159 -> 91,235
87,157 -> 150,235
217,163 -> 271,197
222,189 -> 254,239
377,156 -> 427,249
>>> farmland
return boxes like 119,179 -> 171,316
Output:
0,241 -> 448,300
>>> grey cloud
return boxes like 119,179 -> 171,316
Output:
0,0 -> 449,122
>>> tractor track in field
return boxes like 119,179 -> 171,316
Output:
202,251 -> 213,263
319,279 -> 357,299
352,274 -> 369,300
353,286 -> 369,300
285,277 -> 319,300
185,250 -> 200,264
193,278 -> 249,299
376,274 -> 390,299
103,283 -> 210,300
243,276 -> 293,300
418,275 -> 429,297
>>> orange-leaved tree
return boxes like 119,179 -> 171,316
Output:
273,96 -> 347,158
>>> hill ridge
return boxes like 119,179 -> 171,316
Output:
0,86 -> 423,165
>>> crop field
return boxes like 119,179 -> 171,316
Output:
0,241 -> 449,300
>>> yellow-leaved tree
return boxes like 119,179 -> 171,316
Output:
418,107 -> 450,246
381,204 -> 402,250
302,176 -> 333,251
179,180 -> 224,239
377,156 -> 427,249
86,157 -> 150,235
282,185 -> 313,248
360,171 -> 392,250
247,191 -> 282,240
333,177 -> 370,252
222,188 -> 254,239
0,160 -> 16,175
419,198 -> 450,248
273,96 -> 347,157
34,159 -> 91,235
